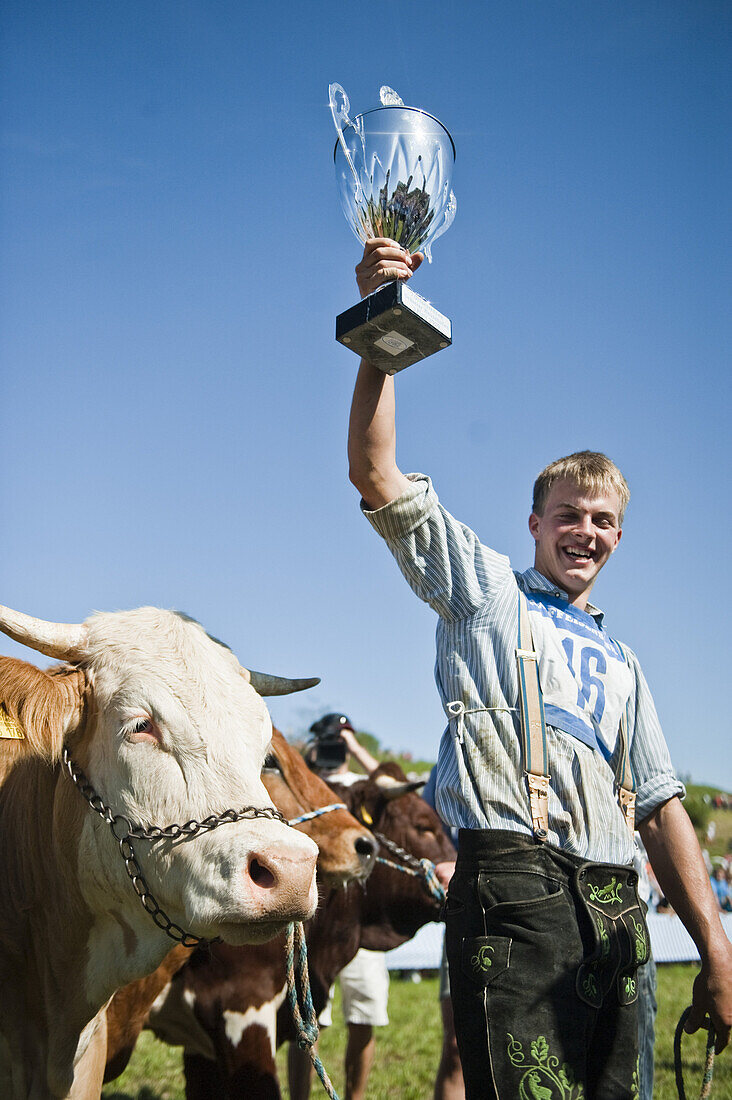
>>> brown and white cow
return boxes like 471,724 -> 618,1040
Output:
104,728 -> 379,1082
117,762 -> 456,1098
0,604 -> 321,1099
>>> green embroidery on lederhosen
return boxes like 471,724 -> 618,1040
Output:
631,1056 -> 640,1099
595,912 -> 610,961
581,969 -> 598,1000
507,1033 -> 585,1099
576,910 -> 613,1007
470,944 -> 495,974
631,915 -> 647,963
577,866 -> 647,1008
588,877 -> 622,905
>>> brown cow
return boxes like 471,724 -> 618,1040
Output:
105,729 -> 378,1081
0,604 -> 322,1099
133,763 -> 456,1098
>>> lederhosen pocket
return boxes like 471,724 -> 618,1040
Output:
460,935 -> 512,987
574,863 -> 650,1008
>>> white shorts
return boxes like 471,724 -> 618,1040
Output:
318,948 -> 390,1028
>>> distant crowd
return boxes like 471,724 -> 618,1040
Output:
638,850 -> 732,915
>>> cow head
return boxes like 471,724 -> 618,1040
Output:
263,730 -> 378,888
0,604 -> 320,948
331,762 -> 456,950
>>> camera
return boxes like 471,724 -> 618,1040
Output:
306,712 -> 352,771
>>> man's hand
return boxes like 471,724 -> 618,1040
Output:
687,943 -> 732,1053
434,861 -> 456,892
355,238 -> 423,299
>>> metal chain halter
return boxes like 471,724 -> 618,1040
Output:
373,830 -> 445,904
61,746 -> 289,946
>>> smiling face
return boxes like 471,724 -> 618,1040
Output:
528,478 -> 623,608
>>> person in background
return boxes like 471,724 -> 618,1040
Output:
290,713 -> 389,1100
711,865 -> 731,912
634,834 -> 657,1100
423,767 -> 465,1100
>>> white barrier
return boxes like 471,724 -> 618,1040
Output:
385,913 -> 732,970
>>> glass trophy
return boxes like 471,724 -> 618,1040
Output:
330,83 -> 456,374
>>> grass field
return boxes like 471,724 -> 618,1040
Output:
103,963 -> 731,1099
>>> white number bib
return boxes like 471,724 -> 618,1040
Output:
525,593 -> 633,760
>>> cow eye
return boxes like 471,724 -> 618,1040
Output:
131,718 -> 154,735
262,752 -> 280,773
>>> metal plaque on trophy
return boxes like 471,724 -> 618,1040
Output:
330,83 -> 456,374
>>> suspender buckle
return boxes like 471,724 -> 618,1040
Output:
516,648 -> 538,661
526,772 -> 550,842
617,787 -> 637,835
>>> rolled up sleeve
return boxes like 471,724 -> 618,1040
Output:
626,648 -> 685,823
362,474 -> 514,622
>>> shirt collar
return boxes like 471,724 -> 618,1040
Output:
518,567 -> 605,625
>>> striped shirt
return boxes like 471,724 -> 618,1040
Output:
363,474 -> 683,865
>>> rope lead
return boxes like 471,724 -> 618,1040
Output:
283,830 -> 443,1099
286,921 -> 340,1100
674,1006 -> 716,1100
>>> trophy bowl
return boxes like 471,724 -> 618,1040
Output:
334,103 -> 456,261
331,84 -> 456,373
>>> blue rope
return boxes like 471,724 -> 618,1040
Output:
288,803 -> 347,827
374,854 -> 445,903
674,1006 -> 716,1099
285,921 -> 340,1100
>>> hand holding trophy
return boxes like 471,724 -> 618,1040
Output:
330,83 -> 456,374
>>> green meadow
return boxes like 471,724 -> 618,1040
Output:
103,963 -> 730,1100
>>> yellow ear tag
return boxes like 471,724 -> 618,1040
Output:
360,807 -> 373,826
0,707 -> 25,740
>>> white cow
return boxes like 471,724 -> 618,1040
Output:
0,604 -> 319,1099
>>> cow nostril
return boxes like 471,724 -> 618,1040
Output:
355,836 -> 377,860
248,858 -> 276,889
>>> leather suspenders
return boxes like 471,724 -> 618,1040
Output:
614,641 -> 637,835
516,594 -> 551,841
515,592 -> 636,842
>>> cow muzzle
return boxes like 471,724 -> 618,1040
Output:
63,747 -> 318,946
235,836 -> 320,934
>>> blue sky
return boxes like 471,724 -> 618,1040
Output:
2,2 -> 730,788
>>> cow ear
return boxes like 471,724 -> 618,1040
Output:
0,657 -> 87,764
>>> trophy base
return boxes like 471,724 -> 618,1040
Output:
336,281 -> 452,374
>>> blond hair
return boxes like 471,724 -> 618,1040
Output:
532,451 -> 630,523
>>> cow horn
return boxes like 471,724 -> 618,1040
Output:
243,669 -> 321,697
373,773 -> 426,799
0,604 -> 88,661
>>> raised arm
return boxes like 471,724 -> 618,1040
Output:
340,727 -> 381,777
347,239 -> 422,510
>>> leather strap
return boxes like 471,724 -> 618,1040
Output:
516,595 -> 550,841
614,642 -> 636,835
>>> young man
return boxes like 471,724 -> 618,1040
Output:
346,238 -> 732,1099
